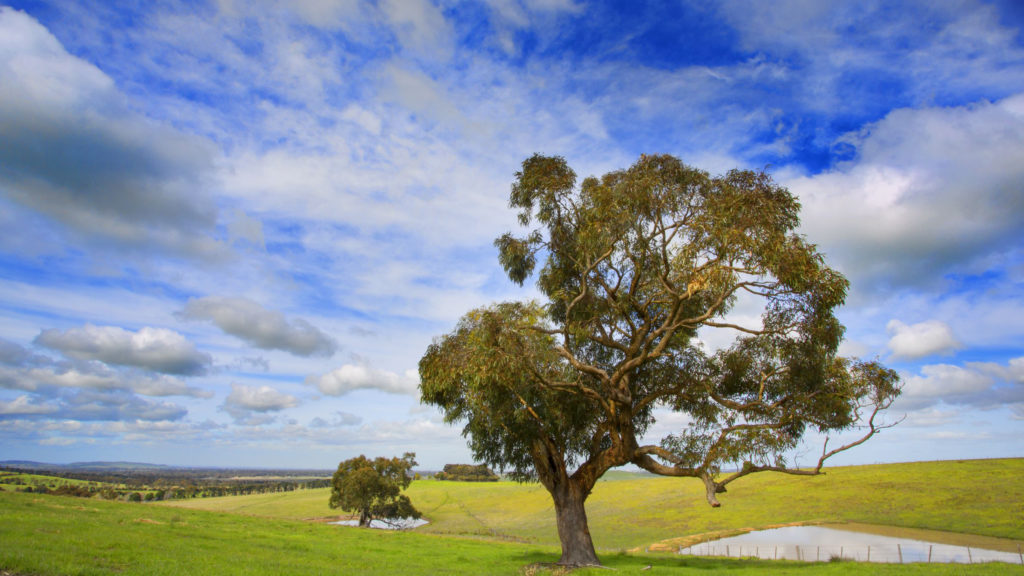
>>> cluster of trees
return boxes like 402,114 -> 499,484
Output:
433,464 -> 500,482
169,479 -> 331,499
419,154 -> 901,567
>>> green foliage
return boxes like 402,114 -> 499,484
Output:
421,153 -> 902,514
434,464 -> 500,482
420,301 -> 599,483
329,453 -> 420,526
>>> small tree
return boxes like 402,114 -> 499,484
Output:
329,453 -> 420,527
420,154 -> 901,567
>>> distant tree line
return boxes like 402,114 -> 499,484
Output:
0,466 -> 331,502
433,464 -> 499,482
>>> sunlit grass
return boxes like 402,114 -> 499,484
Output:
0,491 -> 546,575
162,458 -> 1024,552
4,489 -> 1022,576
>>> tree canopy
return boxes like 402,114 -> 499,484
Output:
329,453 -> 420,528
434,464 -> 500,482
419,153 -> 901,567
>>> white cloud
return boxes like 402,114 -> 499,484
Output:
791,93 -> 1024,293
55,389 -> 189,422
0,7 -> 224,261
284,0 -> 363,29
886,319 -> 961,360
0,395 -> 57,416
896,358 -> 1024,412
381,63 -> 466,130
380,0 -> 454,61
308,363 -> 419,396
972,356 -> 1024,384
902,364 -> 993,400
340,104 -> 383,136
35,324 -> 212,376
179,296 -> 338,357
309,411 -> 363,427
227,210 -> 266,250
0,362 -> 211,399
714,1 -> 1024,111
481,0 -> 583,55
902,406 -> 959,428
223,383 -> 298,412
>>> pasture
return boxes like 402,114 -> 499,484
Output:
164,459 -> 1024,551
2,459 -> 1023,575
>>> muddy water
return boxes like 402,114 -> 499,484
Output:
678,525 -> 1023,564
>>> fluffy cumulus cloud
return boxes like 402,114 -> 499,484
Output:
34,325 -> 212,375
308,363 -> 419,396
791,94 -> 1024,292
0,7 -> 223,261
0,336 -> 206,425
0,387 -> 189,423
221,383 -> 299,424
56,390 -> 189,422
897,357 -> 1024,412
0,337 -> 211,400
886,319 -> 961,360
179,296 -> 338,357
224,383 -> 298,412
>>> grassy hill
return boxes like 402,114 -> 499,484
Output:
5,458 -> 1021,575
163,458 -> 1024,551
2,488 -> 1021,575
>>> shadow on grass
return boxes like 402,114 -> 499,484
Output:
514,551 -> 826,574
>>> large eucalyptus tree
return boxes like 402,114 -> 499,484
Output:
419,154 -> 901,567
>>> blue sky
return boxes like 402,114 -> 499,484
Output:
1,0 -> 1022,470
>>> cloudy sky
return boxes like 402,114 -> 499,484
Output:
1,0 -> 1022,470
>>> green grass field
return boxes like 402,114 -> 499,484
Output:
0,471 -> 104,491
163,459 -> 1024,551
2,490 -> 1022,575
3,459 -> 1023,575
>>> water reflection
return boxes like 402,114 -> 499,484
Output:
678,525 -> 1022,564
329,517 -> 429,530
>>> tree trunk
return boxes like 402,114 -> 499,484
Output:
359,508 -> 371,527
551,482 -> 601,567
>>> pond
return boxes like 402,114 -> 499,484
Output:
329,517 -> 429,530
678,525 -> 1023,564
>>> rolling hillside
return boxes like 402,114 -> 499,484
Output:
163,458 -> 1024,551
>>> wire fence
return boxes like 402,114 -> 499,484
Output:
677,541 -> 1024,565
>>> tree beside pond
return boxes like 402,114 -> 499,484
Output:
329,453 -> 420,527
419,153 -> 901,567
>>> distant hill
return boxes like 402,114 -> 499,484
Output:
0,460 -> 334,477
0,460 -> 171,472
